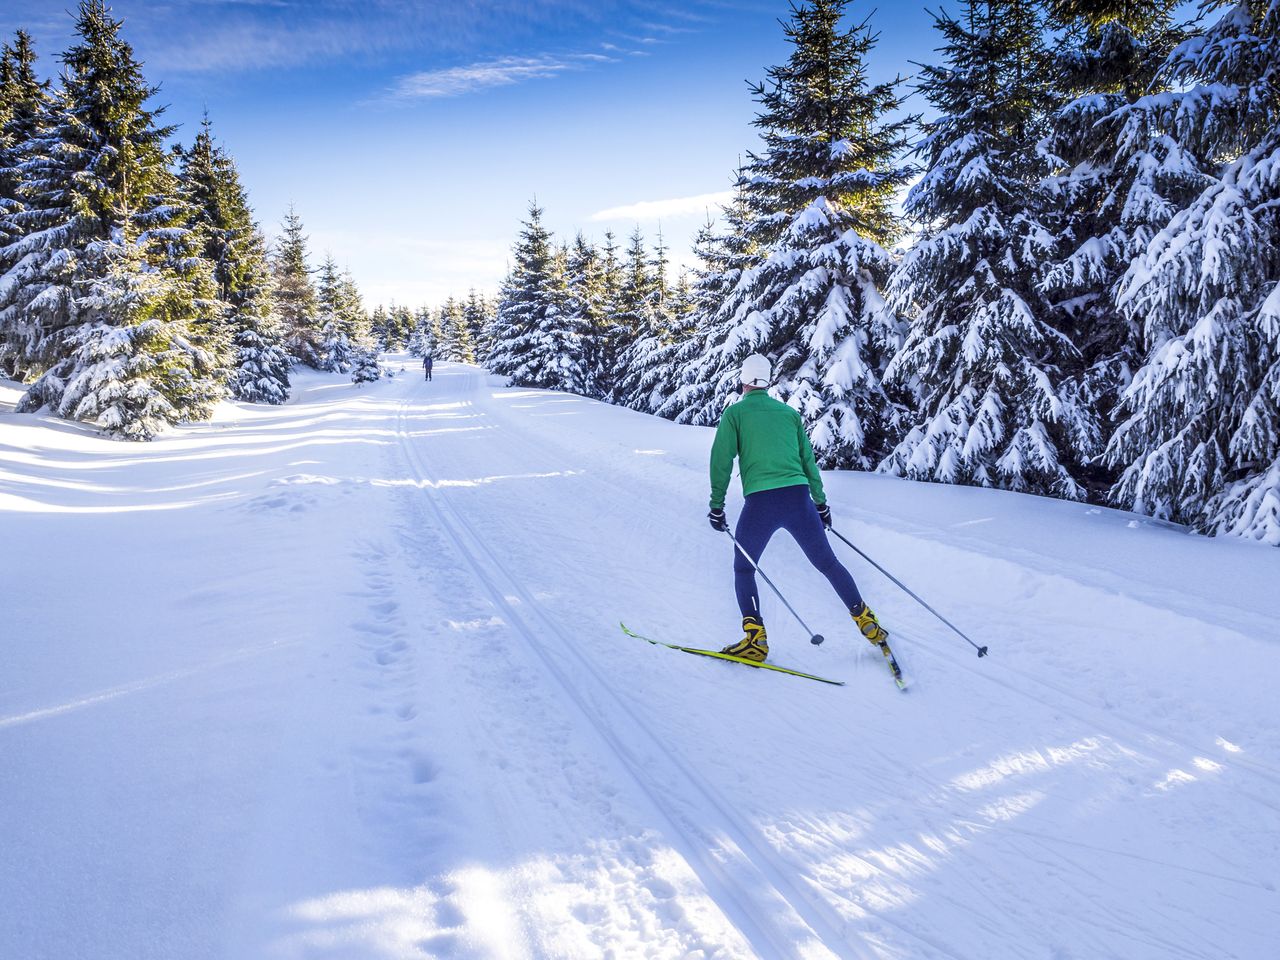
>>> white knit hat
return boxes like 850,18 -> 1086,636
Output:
740,354 -> 772,387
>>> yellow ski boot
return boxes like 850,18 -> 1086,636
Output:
851,602 -> 889,645
720,616 -> 769,662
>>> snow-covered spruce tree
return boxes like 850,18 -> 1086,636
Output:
390,304 -> 414,350
56,237 -> 223,440
370,304 -> 390,349
487,201 -> 578,388
3,0 -> 225,434
178,115 -> 290,404
350,344 -> 380,384
506,241 -> 586,391
883,0 -> 1097,495
272,205 -> 320,367
1107,0 -> 1280,543
405,306 -> 425,356
578,230 -> 624,397
314,255 -> 355,372
700,0 -> 915,467
1039,0 -> 1201,492
337,267 -> 370,345
439,295 -> 476,363
436,296 -> 462,361
0,30 -> 52,379
603,227 -> 653,403
612,230 -> 681,412
411,304 -> 441,358
628,263 -> 699,417
461,288 -> 488,364
562,234 -> 609,398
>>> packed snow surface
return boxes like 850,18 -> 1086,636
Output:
2,357 -> 1278,959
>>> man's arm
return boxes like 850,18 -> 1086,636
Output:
709,409 -> 739,510
798,418 -> 825,505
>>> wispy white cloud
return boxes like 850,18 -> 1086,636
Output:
590,190 -> 734,222
382,52 -> 613,101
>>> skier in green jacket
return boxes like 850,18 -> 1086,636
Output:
708,354 -> 889,662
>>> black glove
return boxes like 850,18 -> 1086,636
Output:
707,508 -> 729,532
816,502 -> 832,530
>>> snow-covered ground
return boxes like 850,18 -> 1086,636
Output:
2,355 -> 1278,960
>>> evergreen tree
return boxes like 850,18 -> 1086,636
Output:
437,296 -> 461,360
505,240 -> 584,390
1040,0 -> 1198,491
178,115 -> 289,403
488,201 -> 568,385
350,344 -> 381,384
1107,0 -> 1280,543
695,0 -> 915,467
315,255 -> 355,372
55,237 -> 222,439
410,304 -> 440,358
0,30 -> 52,379
461,288 -> 488,364
883,0 -> 1097,494
631,265 -> 699,418
272,205 -> 320,367
391,304 -> 415,349
370,303 -> 391,350
607,227 -> 653,396
612,230 -> 679,411
562,235 -> 609,398
438,295 -> 477,363
585,230 -> 624,396
405,305 -> 426,356
337,267 -> 370,345
2,1 -> 225,435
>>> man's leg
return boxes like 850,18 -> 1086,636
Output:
732,491 -> 781,618
781,487 -> 864,611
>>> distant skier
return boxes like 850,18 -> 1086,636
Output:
707,354 -> 889,662
423,353 -> 434,381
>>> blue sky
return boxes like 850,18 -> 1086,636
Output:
3,1 -> 947,307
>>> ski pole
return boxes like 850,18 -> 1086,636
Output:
829,527 -> 988,657
725,530 -> 825,646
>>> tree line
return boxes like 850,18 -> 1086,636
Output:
481,0 -> 1280,546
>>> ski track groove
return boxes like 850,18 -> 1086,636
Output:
395,386 -> 879,960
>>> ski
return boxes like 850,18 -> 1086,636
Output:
620,623 -> 845,686
875,636 -> 908,691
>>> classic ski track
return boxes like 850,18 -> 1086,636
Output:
401,377 -> 989,960
394,396 -> 846,960
475,374 -> 1280,801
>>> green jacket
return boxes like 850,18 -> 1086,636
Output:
709,388 -> 826,510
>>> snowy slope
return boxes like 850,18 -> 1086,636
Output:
1,358 -> 1278,960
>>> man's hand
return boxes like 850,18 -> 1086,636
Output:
816,503 -> 832,530
707,508 -> 728,532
